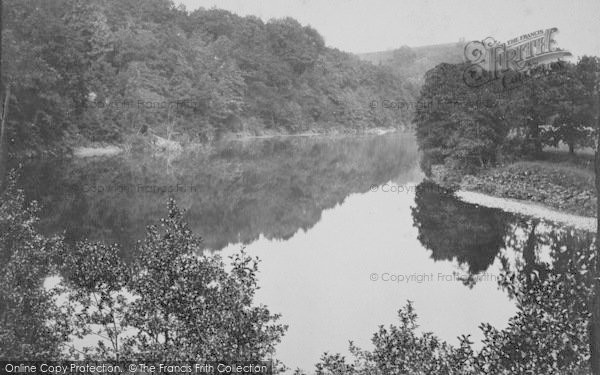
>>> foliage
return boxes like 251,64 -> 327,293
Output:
314,302 -> 475,375
0,172 -> 286,362
483,228 -> 594,374
361,42 -> 464,88
57,199 -> 287,362
2,0 -> 414,155
414,57 -> 600,175
415,63 -> 509,175
318,192 -> 595,374
119,200 -> 286,361
0,171 -> 69,359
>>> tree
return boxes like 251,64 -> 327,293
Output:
315,222 -> 595,374
502,65 -> 559,156
0,169 -> 287,362
2,0 -> 91,151
266,18 -> 324,75
315,302 -> 473,375
0,172 -> 69,359
545,61 -> 594,154
415,63 -> 509,175
58,240 -> 131,360
0,84 -> 9,187
589,54 -> 600,375
61,199 -> 287,362
4,1 -> 414,154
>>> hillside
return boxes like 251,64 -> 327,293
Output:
1,0 -> 417,157
357,42 -> 465,86
358,42 -> 465,65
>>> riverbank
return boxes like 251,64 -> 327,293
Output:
459,160 -> 596,218
456,190 -> 596,231
70,127 -> 401,158
73,145 -> 123,158
426,145 -> 598,221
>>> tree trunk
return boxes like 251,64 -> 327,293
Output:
0,85 -> 9,145
0,85 -> 9,190
592,72 -> 600,375
569,142 -> 575,154
0,0 -> 4,190
530,122 -> 542,156
593,140 -> 600,375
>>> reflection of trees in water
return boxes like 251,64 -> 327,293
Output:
488,222 -> 595,371
411,180 -> 595,369
497,221 -> 595,304
16,134 -> 419,255
411,180 -> 509,276
411,180 -> 596,293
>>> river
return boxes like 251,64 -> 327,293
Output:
14,132 -> 594,371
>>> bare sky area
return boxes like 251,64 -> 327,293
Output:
174,0 -> 600,58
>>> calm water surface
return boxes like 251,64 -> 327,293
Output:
16,133 -> 590,371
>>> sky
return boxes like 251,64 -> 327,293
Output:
174,0 -> 600,58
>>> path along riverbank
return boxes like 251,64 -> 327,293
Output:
456,190 -> 596,232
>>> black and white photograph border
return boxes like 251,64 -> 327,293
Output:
1,0 -> 599,374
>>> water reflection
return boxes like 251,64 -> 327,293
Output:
411,180 -> 510,276
410,180 -> 594,371
15,134 -> 419,254
219,180 -> 517,370
8,135 -> 595,371
412,180 -> 595,290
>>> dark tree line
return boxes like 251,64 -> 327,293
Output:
415,57 -> 600,175
1,0 -> 416,157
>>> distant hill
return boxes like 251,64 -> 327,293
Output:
358,42 -> 465,65
356,42 -> 466,87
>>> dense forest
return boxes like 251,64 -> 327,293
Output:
414,57 -> 600,178
1,0 -> 417,156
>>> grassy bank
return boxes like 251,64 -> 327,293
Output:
459,148 -> 596,217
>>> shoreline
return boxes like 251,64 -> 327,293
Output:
70,127 -> 402,158
458,161 -> 596,217
73,145 -> 123,158
430,158 -> 597,230
456,189 -> 596,232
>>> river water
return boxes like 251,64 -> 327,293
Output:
14,133 -> 594,371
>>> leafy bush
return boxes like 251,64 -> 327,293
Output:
0,171 -> 69,359
0,172 -> 286,362
314,226 -> 594,375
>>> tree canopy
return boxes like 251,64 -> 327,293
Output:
2,0 -> 416,156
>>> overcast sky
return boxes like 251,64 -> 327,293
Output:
174,0 -> 600,58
